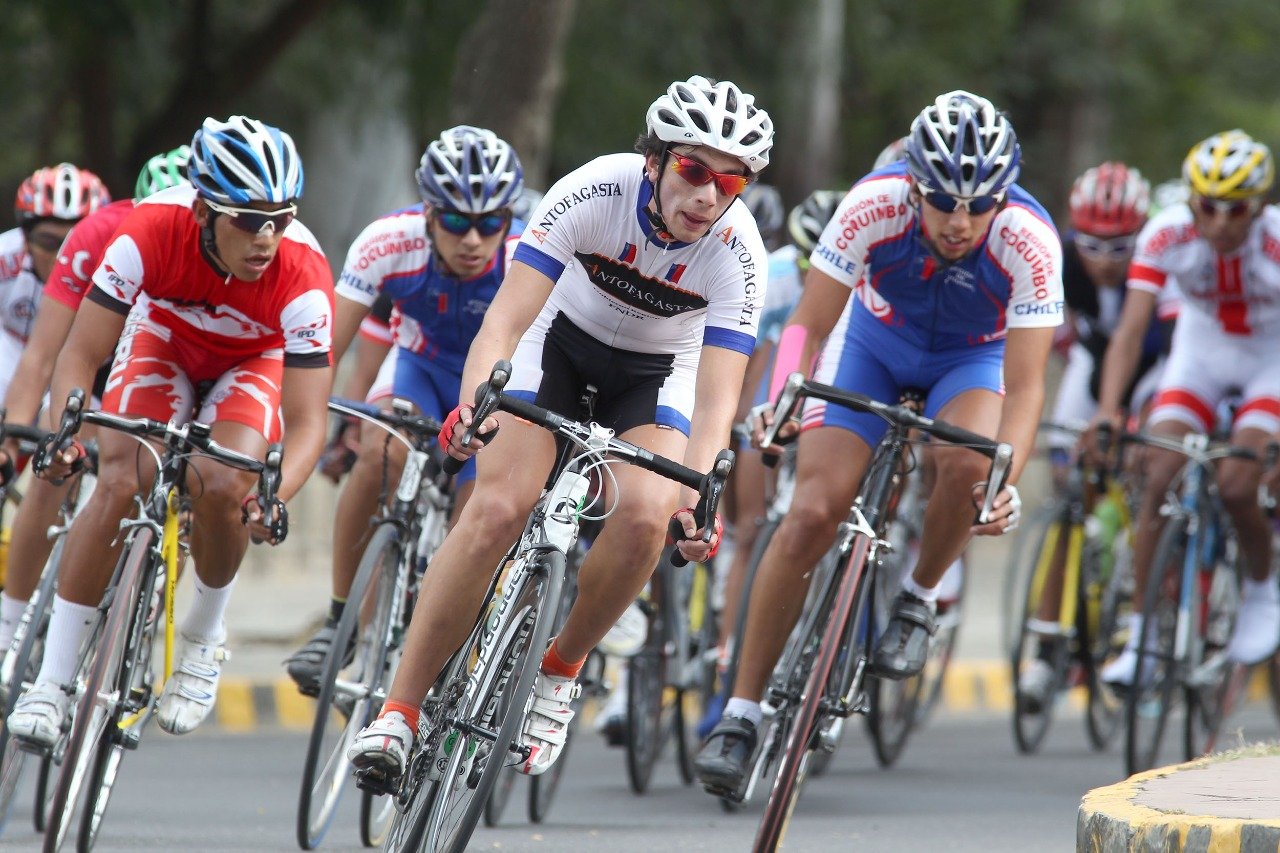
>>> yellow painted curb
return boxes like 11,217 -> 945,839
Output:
1078,751 -> 1280,852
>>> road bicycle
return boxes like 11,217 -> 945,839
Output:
727,373 -> 1010,853
1010,423 -> 1133,754
296,398 -> 449,850
0,419 -> 98,837
1123,430 -> 1256,776
32,390 -> 285,852
361,360 -> 732,853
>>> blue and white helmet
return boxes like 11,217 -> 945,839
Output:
906,91 -> 1020,197
416,125 -> 524,214
188,116 -> 303,205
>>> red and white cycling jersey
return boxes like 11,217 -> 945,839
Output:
90,186 -> 334,370
1128,204 -> 1280,337
0,228 -> 44,346
46,199 -> 135,310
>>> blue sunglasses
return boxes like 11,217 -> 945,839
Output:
920,188 -> 1004,215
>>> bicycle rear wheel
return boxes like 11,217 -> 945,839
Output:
1183,550 -> 1241,761
297,524 -> 400,849
45,526 -> 153,853
1082,530 -> 1127,752
864,538 -> 924,768
418,552 -> 562,853
1011,513 -> 1072,755
1124,518 -> 1184,776
754,536 -> 873,853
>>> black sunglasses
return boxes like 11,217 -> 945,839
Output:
436,210 -> 510,237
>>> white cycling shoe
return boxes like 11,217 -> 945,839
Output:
1016,658 -> 1056,713
593,670 -> 628,746
518,671 -> 580,776
7,680 -> 70,749
156,634 -> 230,735
1226,581 -> 1280,665
347,711 -> 414,778
598,602 -> 647,658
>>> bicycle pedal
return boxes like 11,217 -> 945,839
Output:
702,782 -> 745,804
353,766 -> 399,797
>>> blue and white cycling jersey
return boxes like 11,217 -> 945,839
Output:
803,161 -> 1064,445
810,161 -> 1064,349
335,202 -> 523,375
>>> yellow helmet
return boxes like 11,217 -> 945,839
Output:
1183,130 -> 1274,200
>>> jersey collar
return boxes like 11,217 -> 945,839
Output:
635,173 -> 693,251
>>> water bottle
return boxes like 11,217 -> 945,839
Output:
1087,496 -> 1124,583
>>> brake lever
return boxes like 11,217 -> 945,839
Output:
975,443 -> 1014,525
443,360 -> 511,477
670,449 -> 735,567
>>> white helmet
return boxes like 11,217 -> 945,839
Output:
646,75 -> 773,173
188,115 -> 304,205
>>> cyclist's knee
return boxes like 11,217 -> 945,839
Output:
191,467 -> 258,520
780,496 -> 843,542
1218,473 -> 1261,516
464,488 -> 528,545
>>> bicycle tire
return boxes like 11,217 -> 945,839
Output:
1011,513 -> 1072,755
754,534 -> 873,853
671,559 -> 714,786
296,523 -> 400,850
1123,517 -> 1185,776
625,590 -> 669,795
864,527 -> 924,768
527,545 -> 586,824
44,526 -> 154,853
1182,541 -> 1241,761
915,562 -> 966,729
419,551 -> 562,853
1082,530 -> 1125,752
0,534 -> 64,835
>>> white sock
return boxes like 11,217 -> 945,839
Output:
37,596 -> 99,685
724,696 -> 763,727
0,592 -> 28,652
902,573 -> 939,602
180,575 -> 235,644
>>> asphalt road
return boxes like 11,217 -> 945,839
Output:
2,703 -> 1275,853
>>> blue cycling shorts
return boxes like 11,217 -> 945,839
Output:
371,347 -> 477,485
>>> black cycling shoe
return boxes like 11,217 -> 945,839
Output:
869,592 -> 937,681
693,715 -> 758,796
284,621 -> 354,697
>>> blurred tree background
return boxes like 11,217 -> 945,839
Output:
5,0 -> 1280,258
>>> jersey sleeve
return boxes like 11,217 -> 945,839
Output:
280,289 -> 334,367
335,218 -> 412,307
89,233 -> 146,315
701,218 -> 768,356
1126,209 -> 1187,297
46,217 -> 110,309
808,175 -> 911,288
993,209 -> 1065,329
511,157 -> 622,282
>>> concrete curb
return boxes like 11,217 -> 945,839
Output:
1077,749 -> 1280,852
211,661 -> 1277,732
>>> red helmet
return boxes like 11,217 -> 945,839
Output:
1068,162 -> 1150,237
14,163 -> 111,225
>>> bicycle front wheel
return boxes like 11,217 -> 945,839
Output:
754,535 -> 873,853
419,552 -> 563,853
1124,517 -> 1185,776
45,526 -> 154,853
625,592 -> 669,795
297,523 -> 401,850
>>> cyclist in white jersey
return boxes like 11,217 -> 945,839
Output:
0,164 -> 109,410
1094,130 -> 1280,683
696,92 -> 1061,792
347,75 -> 773,781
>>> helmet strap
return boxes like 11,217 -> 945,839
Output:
198,210 -> 232,279
643,145 -> 678,242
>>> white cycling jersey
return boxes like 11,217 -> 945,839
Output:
1132,204 -> 1280,434
0,227 -> 44,404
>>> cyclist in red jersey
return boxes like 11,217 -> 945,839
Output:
0,148 -> 190,668
7,117 -> 334,746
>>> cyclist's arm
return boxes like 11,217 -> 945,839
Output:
1094,287 -> 1157,420
337,334 -> 392,403
735,341 -> 774,425
278,363 -> 333,502
330,294 -> 369,370
458,260 -> 554,403
6,298 -> 76,432
683,345 -> 750,506
49,298 -> 126,428
765,268 -> 850,399
996,325 -> 1055,487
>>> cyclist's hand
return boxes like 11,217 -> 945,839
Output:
970,482 -> 1021,537
748,403 -> 797,455
669,508 -> 723,563
438,403 -> 499,462
316,419 -> 359,483
242,494 -> 288,545
1080,412 -> 1122,469
35,437 -> 85,483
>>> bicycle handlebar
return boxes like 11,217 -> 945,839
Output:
762,372 -> 1014,523
37,389 -> 288,542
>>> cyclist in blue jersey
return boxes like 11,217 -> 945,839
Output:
695,91 -> 1064,792
284,126 -> 525,693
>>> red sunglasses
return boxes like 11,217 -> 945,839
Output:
669,152 -> 751,197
